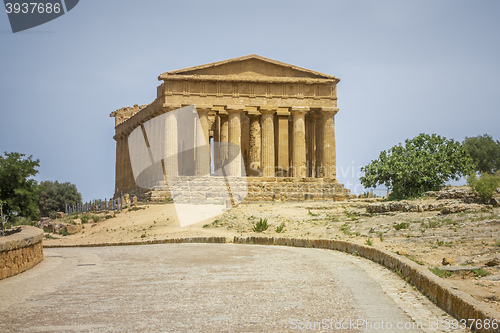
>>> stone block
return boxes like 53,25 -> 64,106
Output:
65,224 -> 82,235
333,194 -> 346,202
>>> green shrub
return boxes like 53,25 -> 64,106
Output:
59,229 -> 69,236
472,268 -> 491,278
429,267 -> 452,278
253,218 -> 269,232
308,210 -> 318,217
421,220 -> 440,229
365,238 -> 373,246
394,222 -> 410,230
48,211 -> 57,220
11,216 -> 36,227
92,215 -> 100,223
468,172 -> 500,199
340,223 -> 351,235
275,222 -> 285,233
80,215 -> 90,224
344,210 -> 357,220
329,215 -> 340,222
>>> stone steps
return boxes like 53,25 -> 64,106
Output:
144,176 -> 350,202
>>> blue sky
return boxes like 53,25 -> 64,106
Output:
1,0 -> 499,200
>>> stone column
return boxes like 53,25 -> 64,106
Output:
247,108 -> 261,177
114,135 -> 124,197
315,111 -> 324,178
260,108 -> 275,177
306,113 -> 317,178
212,107 -> 222,172
305,115 -> 311,177
291,107 -> 309,178
227,105 -> 244,176
164,110 -> 178,177
195,107 -> 211,176
218,109 -> 229,173
276,108 -> 290,177
122,133 -> 135,191
321,107 -> 338,179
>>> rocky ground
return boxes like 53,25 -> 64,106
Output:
42,186 -> 500,314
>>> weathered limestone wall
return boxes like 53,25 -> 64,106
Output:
0,226 -> 44,280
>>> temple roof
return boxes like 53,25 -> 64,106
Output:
158,54 -> 339,83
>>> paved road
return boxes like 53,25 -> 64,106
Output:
0,244 -> 467,332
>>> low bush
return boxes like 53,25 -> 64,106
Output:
253,218 -> 269,232
467,172 -> 500,199
472,268 -> 491,278
394,222 -> 410,230
429,267 -> 452,278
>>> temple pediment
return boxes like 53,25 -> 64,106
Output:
159,54 -> 338,81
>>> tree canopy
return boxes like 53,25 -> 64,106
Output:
463,134 -> 500,174
360,133 -> 475,200
38,180 -> 82,217
0,152 -> 40,221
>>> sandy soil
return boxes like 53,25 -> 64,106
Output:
43,198 -> 500,314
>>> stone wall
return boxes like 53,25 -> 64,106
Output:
0,226 -> 44,280
366,186 -> 499,214
44,236 -> 227,248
